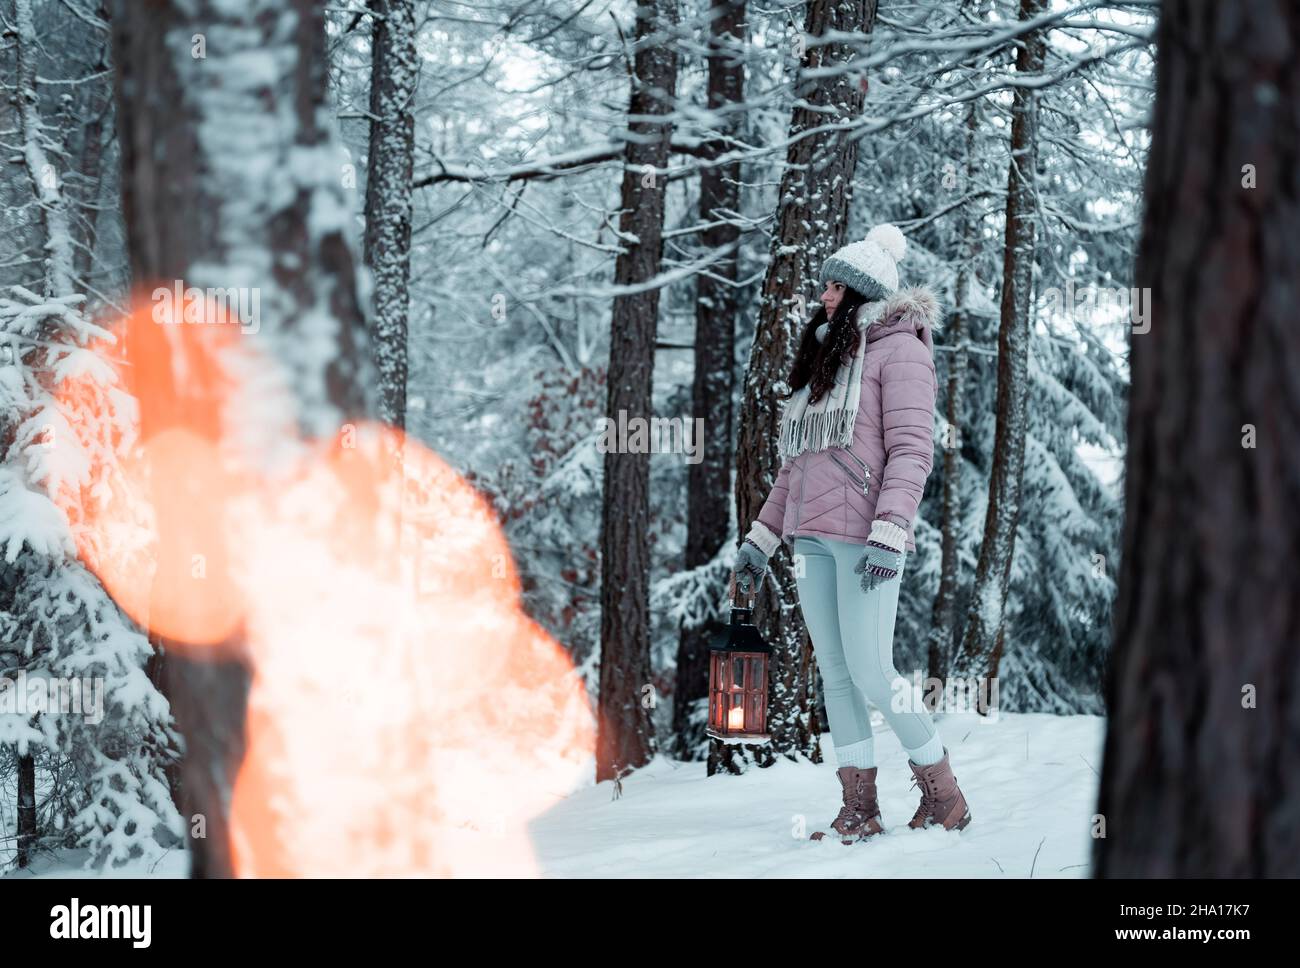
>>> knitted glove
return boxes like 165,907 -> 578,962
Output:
730,522 -> 780,601
854,518 -> 907,593
730,539 -> 769,601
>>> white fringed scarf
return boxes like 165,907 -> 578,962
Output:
777,300 -> 885,462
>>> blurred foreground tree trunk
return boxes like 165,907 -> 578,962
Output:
1094,0 -> 1300,877
110,0 -> 372,876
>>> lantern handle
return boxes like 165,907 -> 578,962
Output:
730,581 -> 756,611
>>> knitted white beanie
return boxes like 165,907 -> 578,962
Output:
818,223 -> 907,301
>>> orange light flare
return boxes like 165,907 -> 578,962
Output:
55,292 -> 596,876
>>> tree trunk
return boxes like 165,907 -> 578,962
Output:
672,0 -> 746,760
15,752 -> 35,868
596,0 -> 679,783
72,37 -> 113,286
109,0 -> 372,876
926,94 -> 981,703
363,0 -> 417,432
1093,1 -> 1300,877
950,0 -> 1046,702
14,0 -> 76,297
10,0 -> 88,862
728,0 -> 877,773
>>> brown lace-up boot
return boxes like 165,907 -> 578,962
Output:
810,766 -> 885,844
906,746 -> 971,831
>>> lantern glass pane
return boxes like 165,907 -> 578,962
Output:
713,657 -> 724,727
732,656 -> 745,687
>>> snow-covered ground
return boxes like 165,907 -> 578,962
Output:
3,848 -> 188,879
528,711 -> 1105,878
3,711 -> 1105,878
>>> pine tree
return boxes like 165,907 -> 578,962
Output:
469,363 -> 608,693
363,0 -> 418,432
108,0 -> 374,876
0,287 -> 182,871
596,0 -> 680,783
951,0 -> 1049,699
673,0 -> 747,760
731,0 -> 879,773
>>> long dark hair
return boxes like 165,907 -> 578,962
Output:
782,285 -> 873,405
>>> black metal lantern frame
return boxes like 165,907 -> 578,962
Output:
705,589 -> 772,743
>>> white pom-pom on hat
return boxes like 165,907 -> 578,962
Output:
819,221 -> 907,298
865,223 -> 906,263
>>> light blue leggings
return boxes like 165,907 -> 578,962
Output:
792,535 -> 945,769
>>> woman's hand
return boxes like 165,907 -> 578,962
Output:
854,519 -> 907,592
731,539 -> 770,602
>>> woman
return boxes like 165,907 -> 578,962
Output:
730,223 -> 971,844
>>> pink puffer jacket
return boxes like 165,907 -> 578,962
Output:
749,286 -> 941,554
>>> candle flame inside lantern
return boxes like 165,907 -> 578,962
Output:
728,705 -> 745,729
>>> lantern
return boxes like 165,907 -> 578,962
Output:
705,591 -> 772,742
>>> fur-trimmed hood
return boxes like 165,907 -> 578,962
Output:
858,284 -> 942,356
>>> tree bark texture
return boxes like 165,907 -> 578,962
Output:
1094,0 -> 1300,877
